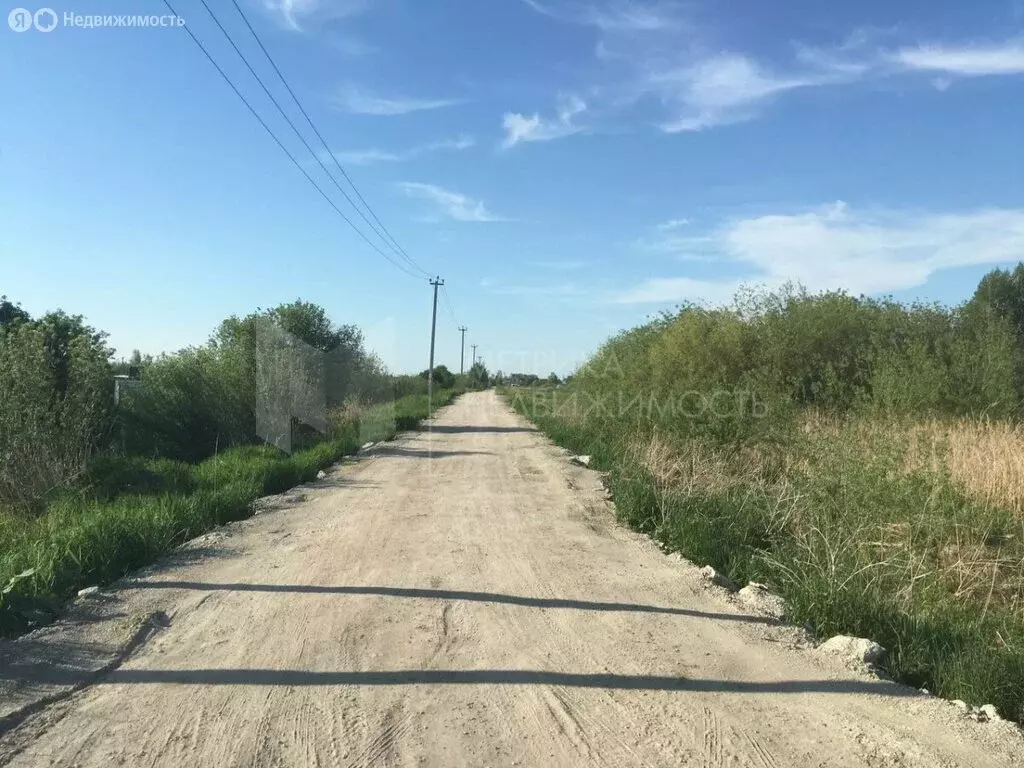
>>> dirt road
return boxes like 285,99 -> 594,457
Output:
1,391 -> 1021,766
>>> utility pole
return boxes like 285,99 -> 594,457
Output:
471,344 -> 478,367
428,277 -> 444,417
458,326 -> 468,374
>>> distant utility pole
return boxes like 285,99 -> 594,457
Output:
471,344 -> 478,367
428,277 -> 444,417
458,326 -> 468,374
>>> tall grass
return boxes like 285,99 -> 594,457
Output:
0,389 -> 460,635
502,282 -> 1024,724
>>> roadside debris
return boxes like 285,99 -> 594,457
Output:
570,455 -> 591,467
737,582 -> 786,619
970,704 -> 1002,723
316,470 -> 327,480
699,565 -> 738,592
77,586 -> 101,598
818,635 -> 886,666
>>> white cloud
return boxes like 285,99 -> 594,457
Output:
617,277 -> 742,305
520,0 -> 684,32
656,217 -> 690,231
334,88 -> 464,116
426,135 -> 476,152
653,54 -> 818,132
895,41 -> 1024,76
330,135 -> 474,166
398,182 -> 508,222
616,203 -> 1024,304
502,95 -> 587,148
264,0 -> 367,31
332,149 -> 404,166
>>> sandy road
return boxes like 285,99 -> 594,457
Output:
1,390 -> 1021,767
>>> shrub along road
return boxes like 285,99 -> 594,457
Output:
0,391 -> 1020,766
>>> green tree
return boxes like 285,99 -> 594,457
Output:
468,362 -> 490,389
421,365 -> 456,389
0,296 -> 30,330
971,264 -> 1024,341
0,317 -> 113,512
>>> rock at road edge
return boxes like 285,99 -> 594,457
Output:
570,455 -> 591,467
737,582 -> 786,619
316,470 -> 327,480
818,635 -> 887,666
77,586 -> 101,598
699,565 -> 738,592
979,704 -> 1001,722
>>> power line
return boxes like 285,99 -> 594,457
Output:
159,0 -> 423,279
441,283 -> 458,326
193,0 -> 425,278
226,0 -> 429,279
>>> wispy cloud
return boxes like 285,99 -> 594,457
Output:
520,0 -> 685,32
894,41 -> 1024,76
332,149 -> 404,166
330,135 -> 475,166
524,8 -> 1024,135
652,54 -> 827,132
656,218 -> 690,231
617,277 -> 741,305
502,95 -> 588,148
333,88 -> 464,116
398,182 -> 509,222
616,203 -> 1024,304
264,0 -> 367,31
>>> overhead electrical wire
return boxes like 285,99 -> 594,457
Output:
159,0 -> 424,279
226,0 -> 429,279
192,0 -> 427,278
441,283 -> 458,326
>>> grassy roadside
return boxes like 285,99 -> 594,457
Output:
503,386 -> 1024,724
0,389 -> 460,636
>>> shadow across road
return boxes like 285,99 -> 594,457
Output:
423,425 -> 536,434
99,667 -> 916,697
124,582 -> 777,625
370,446 -> 495,459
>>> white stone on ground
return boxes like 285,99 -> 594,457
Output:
818,635 -> 886,666
699,565 -> 738,592
737,582 -> 786,619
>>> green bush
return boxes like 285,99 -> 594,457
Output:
0,389 -> 457,635
505,273 -> 1024,724
0,315 -> 113,514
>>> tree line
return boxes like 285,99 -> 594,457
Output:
0,297 -> 484,515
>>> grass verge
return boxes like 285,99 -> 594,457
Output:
0,389 -> 460,636
503,386 -> 1024,724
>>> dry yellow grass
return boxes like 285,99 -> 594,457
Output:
636,416 -> 1024,614
631,431 -> 789,495
905,419 -> 1024,517
800,412 -> 1024,516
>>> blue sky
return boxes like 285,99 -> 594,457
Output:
3,0 -> 1024,375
